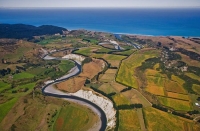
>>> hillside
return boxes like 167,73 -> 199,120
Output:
0,24 -> 67,39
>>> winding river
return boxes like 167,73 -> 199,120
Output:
42,55 -> 108,131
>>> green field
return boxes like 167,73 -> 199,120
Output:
58,60 -> 75,72
95,47 -> 113,53
158,96 -> 192,111
0,82 -> 36,123
13,72 -> 35,80
92,54 -> 126,61
192,84 -> 200,94
114,49 -> 135,56
37,37 -> 62,45
74,48 -> 93,56
116,49 -> 160,88
0,81 -> 10,92
185,73 -> 200,81
112,94 -> 130,106
53,104 -> 98,131
0,98 -> 18,122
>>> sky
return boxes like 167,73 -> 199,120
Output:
0,0 -> 200,8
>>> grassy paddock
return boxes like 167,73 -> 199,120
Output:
112,94 -> 130,106
192,84 -> 200,94
119,110 -> 141,131
13,72 -> 35,80
185,73 -> 200,81
145,76 -> 165,96
98,83 -> 116,94
58,60 -> 75,72
158,96 -> 192,111
167,92 -> 189,100
164,79 -> 187,94
0,98 -> 18,122
54,103 -> 99,131
143,107 -> 198,131
0,81 -> 10,92
171,75 -> 185,85
116,48 -> 160,88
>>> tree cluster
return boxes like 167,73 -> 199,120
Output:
120,87 -> 132,93
0,68 -> 11,76
172,111 -> 192,120
81,57 -> 92,66
117,104 -> 143,110
187,110 -> 199,115
152,104 -> 168,112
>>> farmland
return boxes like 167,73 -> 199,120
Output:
1,28 -> 200,131
54,103 -> 99,131
112,94 -> 130,106
167,92 -> 189,100
119,110 -> 141,131
192,84 -> 200,94
121,89 -> 151,107
185,73 -> 200,81
158,96 -> 192,111
98,83 -> 116,94
99,69 -> 117,82
145,76 -> 165,96
164,79 -> 187,94
13,72 -> 35,80
116,48 -> 160,88
143,107 -> 200,131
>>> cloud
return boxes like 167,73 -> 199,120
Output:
0,0 -> 200,8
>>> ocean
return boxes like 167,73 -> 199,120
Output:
0,8 -> 200,37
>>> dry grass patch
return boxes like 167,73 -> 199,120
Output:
119,110 -> 141,131
105,69 -> 117,74
145,69 -> 164,77
145,76 -> 165,96
107,60 -> 121,67
164,79 -> 186,94
80,60 -> 103,79
143,107 -> 200,131
158,96 -> 192,111
167,92 -> 190,100
111,82 -> 126,92
112,94 -> 130,106
99,73 -> 115,82
98,83 -> 116,94
177,52 -> 200,67
145,85 -> 165,96
122,89 -> 151,107
56,77 -> 86,93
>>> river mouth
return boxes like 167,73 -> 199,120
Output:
42,55 -> 108,131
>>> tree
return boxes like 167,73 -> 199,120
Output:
7,68 -> 11,74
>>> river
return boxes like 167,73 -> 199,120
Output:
42,55 -> 108,131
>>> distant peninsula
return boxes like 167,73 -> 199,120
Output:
0,24 -> 67,39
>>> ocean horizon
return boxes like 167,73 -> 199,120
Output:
0,8 -> 200,37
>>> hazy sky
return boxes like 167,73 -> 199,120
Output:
0,0 -> 200,8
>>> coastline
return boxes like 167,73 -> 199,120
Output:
1,8 -> 200,37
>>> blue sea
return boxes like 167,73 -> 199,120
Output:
0,8 -> 200,37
